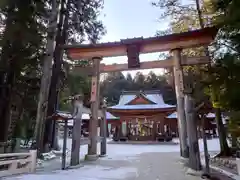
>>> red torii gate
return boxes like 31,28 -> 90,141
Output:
64,27 -> 218,160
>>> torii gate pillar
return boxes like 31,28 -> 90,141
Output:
171,48 -> 189,158
86,57 -> 101,161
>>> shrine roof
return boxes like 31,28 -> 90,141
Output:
108,90 -> 175,110
167,112 -> 177,119
56,111 -> 91,119
55,111 -> 118,125
167,111 -> 218,119
106,112 -> 119,120
206,113 -> 228,124
65,112 -> 118,126
167,111 -> 228,124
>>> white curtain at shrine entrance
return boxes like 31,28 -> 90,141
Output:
108,124 -> 111,135
122,121 -> 127,136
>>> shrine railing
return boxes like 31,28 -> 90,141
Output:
0,150 -> 37,177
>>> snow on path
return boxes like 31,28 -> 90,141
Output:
3,139 -> 221,180
58,138 -> 221,160
6,166 -> 137,180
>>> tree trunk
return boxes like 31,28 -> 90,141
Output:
0,71 -> 14,143
185,94 -> 202,171
215,108 -> 231,156
70,98 -> 83,166
231,134 -> 237,150
9,97 -> 24,152
44,0 -> 70,151
0,9 -> 17,143
195,0 -> 204,28
34,0 -> 58,156
201,114 -> 210,174
44,0 -> 65,150
194,0 -> 231,157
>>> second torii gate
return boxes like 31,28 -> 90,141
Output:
64,27 -> 218,160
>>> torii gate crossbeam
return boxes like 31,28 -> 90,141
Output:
71,56 -> 209,76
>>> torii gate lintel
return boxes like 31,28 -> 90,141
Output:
64,26 -> 218,60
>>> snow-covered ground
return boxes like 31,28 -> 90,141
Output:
4,138 -> 222,180
57,138 -> 221,160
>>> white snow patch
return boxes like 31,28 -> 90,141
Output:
4,138 -> 222,180
4,166 -> 137,180
167,112 -> 177,119
57,138 -> 221,161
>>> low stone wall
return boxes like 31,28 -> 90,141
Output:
0,150 -> 37,177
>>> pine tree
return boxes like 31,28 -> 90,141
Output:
44,0 -> 105,150
0,0 -> 46,150
153,0 -> 232,156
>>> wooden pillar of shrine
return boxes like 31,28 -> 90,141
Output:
152,121 -> 157,140
86,57 -> 101,161
171,48 -> 189,158
119,121 -> 123,138
100,99 -> 107,157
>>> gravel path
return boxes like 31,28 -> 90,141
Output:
126,152 -> 199,180
3,140 -> 234,180
83,152 -> 235,180
5,152 -> 208,180
92,152 -> 203,180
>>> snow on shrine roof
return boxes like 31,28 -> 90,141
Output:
167,112 -> 223,119
57,110 -> 117,121
109,90 -> 175,110
56,111 -> 91,120
206,112 -> 228,119
63,112 -> 118,126
106,112 -> 119,120
207,113 -> 228,125
167,112 -> 177,119
167,111 -> 228,124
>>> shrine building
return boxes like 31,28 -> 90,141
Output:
107,90 -> 176,141
166,111 -> 228,138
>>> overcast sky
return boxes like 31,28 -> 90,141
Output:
100,0 -> 169,76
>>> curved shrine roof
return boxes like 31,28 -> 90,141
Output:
167,112 -> 177,119
57,111 -> 118,126
167,111 -> 228,124
108,90 -> 175,110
